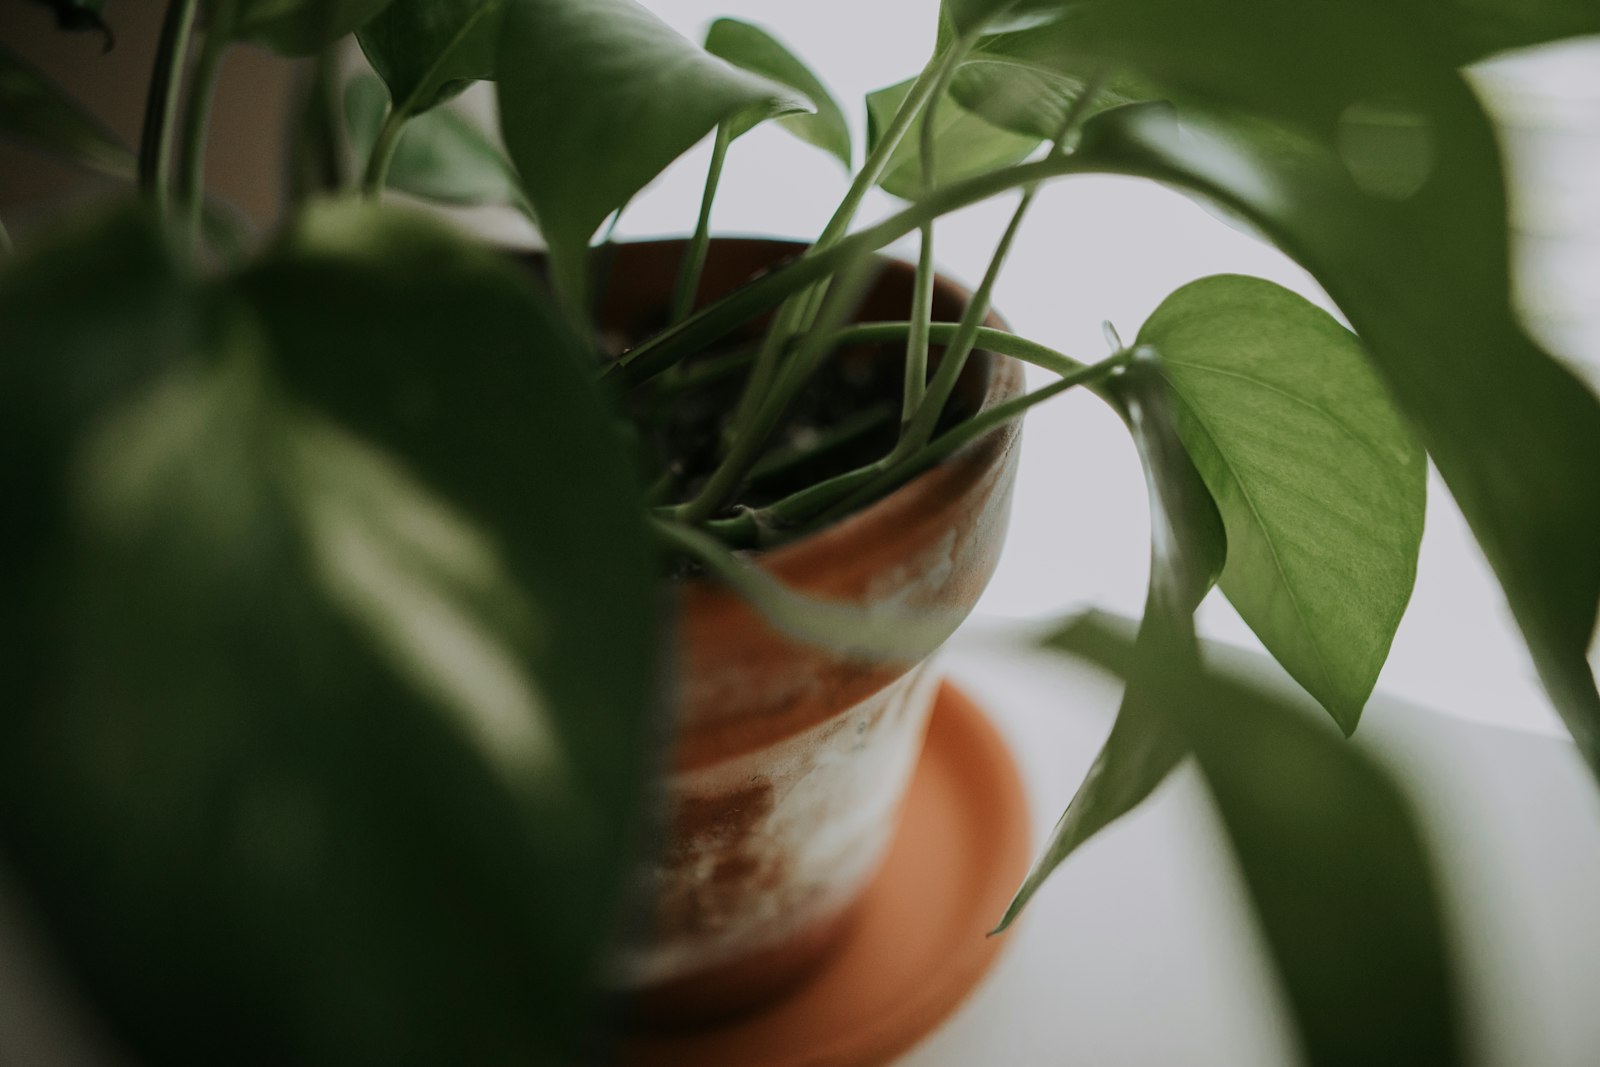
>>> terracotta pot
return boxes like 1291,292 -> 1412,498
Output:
595,239 -> 1025,1027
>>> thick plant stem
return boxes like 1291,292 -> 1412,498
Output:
670,122 -> 732,325
178,27 -> 228,248
0,216 -> 12,255
138,0 -> 202,215
722,45 -> 964,460
361,107 -> 408,199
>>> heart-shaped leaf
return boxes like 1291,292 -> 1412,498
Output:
1140,275 -> 1426,733
704,17 -> 850,168
1025,0 -> 1600,775
0,204 -> 658,1063
357,0 -> 506,117
0,42 -> 134,178
1035,357 -> 1460,1064
866,77 -> 1039,199
997,356 -> 1224,928
495,0 -> 805,278
344,73 -> 520,206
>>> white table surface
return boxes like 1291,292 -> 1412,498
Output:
892,624 -> 1600,1067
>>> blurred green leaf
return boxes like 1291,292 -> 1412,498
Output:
1036,0 -> 1600,776
704,17 -> 849,168
1053,617 -> 1466,1066
357,0 -> 505,117
495,0 -> 806,277
1037,353 -> 1461,1064
866,77 -> 1039,199
344,73 -> 519,206
1140,275 -> 1426,733
0,204 -> 658,1063
950,21 -> 1156,140
0,42 -> 134,178
226,0 -> 396,55
996,356 -> 1224,929
1387,0 -> 1600,64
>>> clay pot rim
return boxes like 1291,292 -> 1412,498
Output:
607,234 -> 1026,586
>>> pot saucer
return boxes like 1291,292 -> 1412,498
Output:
617,682 -> 1031,1066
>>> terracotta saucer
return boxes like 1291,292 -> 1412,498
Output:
617,682 -> 1031,1067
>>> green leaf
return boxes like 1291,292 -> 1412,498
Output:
1386,0 -> 1600,64
357,0 -> 506,117
344,73 -> 520,206
1035,355 -> 1461,1064
228,0 -> 397,55
1138,275 -> 1426,734
949,22 -> 1157,140
866,77 -> 1040,199
0,42 -> 135,178
1189,666 -> 1463,1067
1048,618 -> 1466,1066
996,357 -> 1225,929
495,0 -> 806,273
1032,0 -> 1600,776
0,204 -> 657,1063
704,17 -> 849,168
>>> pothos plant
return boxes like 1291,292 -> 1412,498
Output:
2,0 -> 1599,1063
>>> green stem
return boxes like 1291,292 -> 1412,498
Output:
748,402 -> 897,489
896,79 -> 1103,456
178,25 -> 228,249
289,44 -> 347,204
895,180 -> 1037,452
138,0 -> 201,214
832,321 -> 1086,377
673,253 -> 878,524
361,106 -> 408,199
670,122 -> 732,325
903,227 -> 935,423
653,344 -> 758,396
0,215 -> 13,255
902,45 -> 966,430
721,43 -> 967,461
701,350 -> 1120,546
611,150 -> 1105,387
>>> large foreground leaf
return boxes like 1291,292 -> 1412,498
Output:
496,0 -> 805,281
1140,275 -> 1426,733
1031,0 -> 1600,774
0,205 -> 658,1064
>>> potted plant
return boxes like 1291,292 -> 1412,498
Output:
2,0 -> 1598,1063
